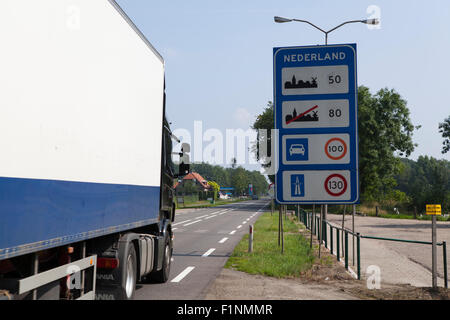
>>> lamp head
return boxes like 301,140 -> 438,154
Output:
274,16 -> 292,23
362,18 -> 379,25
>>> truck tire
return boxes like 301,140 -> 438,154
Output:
121,244 -> 137,300
151,235 -> 172,283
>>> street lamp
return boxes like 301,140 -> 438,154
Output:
274,16 -> 379,45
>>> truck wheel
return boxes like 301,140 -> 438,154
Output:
152,235 -> 172,283
122,244 -> 137,300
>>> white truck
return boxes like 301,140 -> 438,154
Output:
0,0 -> 189,300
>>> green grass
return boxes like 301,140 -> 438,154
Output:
225,212 -> 315,278
176,198 -> 249,209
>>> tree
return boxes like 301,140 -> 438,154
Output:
190,162 -> 268,196
439,115 -> 450,154
357,86 -> 417,201
251,101 -> 274,183
231,167 -> 249,196
208,181 -> 220,193
396,156 -> 450,213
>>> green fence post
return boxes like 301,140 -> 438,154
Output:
443,241 -> 448,289
357,233 -> 361,280
324,221 -> 327,249
345,231 -> 349,270
330,226 -> 334,255
337,229 -> 340,261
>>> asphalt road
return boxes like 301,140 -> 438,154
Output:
135,199 -> 270,300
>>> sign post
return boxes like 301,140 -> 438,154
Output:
273,44 -> 359,205
426,204 -> 441,289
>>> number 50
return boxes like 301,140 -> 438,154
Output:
328,75 -> 342,85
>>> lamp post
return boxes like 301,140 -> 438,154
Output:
274,16 -> 379,45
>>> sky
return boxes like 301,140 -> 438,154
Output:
116,0 -> 450,171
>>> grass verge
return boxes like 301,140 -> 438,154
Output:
176,198 -> 249,209
225,212 -> 315,278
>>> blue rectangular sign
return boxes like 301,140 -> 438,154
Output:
274,44 -> 359,204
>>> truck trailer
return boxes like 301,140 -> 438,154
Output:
0,0 -> 188,300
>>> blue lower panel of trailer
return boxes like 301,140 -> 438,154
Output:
0,176 -> 160,260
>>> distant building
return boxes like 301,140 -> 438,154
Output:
174,172 -> 211,192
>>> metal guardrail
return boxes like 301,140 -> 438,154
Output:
295,208 -> 448,288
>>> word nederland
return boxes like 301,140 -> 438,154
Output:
284,51 -> 347,63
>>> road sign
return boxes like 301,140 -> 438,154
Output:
426,204 -> 442,215
274,44 -> 359,204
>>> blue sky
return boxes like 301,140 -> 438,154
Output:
116,0 -> 450,170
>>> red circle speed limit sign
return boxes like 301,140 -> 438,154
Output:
324,137 -> 347,160
324,174 -> 348,196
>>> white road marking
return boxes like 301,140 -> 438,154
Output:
184,220 -> 202,226
243,221 -> 247,224
237,225 -> 242,229
219,237 -> 228,243
171,266 -> 195,283
229,230 -> 236,235
172,228 -> 178,231
196,215 -> 209,219
172,219 -> 191,226
204,215 -> 217,220
202,248 -> 216,257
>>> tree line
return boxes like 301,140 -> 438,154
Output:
396,156 -> 450,213
189,162 -> 269,196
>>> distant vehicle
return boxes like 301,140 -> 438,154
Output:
289,144 -> 305,156
219,193 -> 230,200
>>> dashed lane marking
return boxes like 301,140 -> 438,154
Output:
202,248 -> 216,257
172,219 -> 191,226
183,220 -> 202,226
219,237 -> 228,244
171,266 -> 195,283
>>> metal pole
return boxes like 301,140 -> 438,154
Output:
278,206 -> 281,247
324,204 -> 328,249
318,205 -> 323,258
330,226 -> 334,255
352,204 -> 356,265
341,205 -> 346,257
310,205 -> 315,248
281,206 -> 284,254
432,215 -> 437,289
337,229 -> 340,262
248,225 -> 253,253
443,241 -> 448,289
345,231 -> 349,270
357,233 -> 361,280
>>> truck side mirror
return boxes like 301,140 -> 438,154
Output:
178,145 -> 190,176
181,143 -> 190,153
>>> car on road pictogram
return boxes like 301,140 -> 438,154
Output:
289,144 -> 305,156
